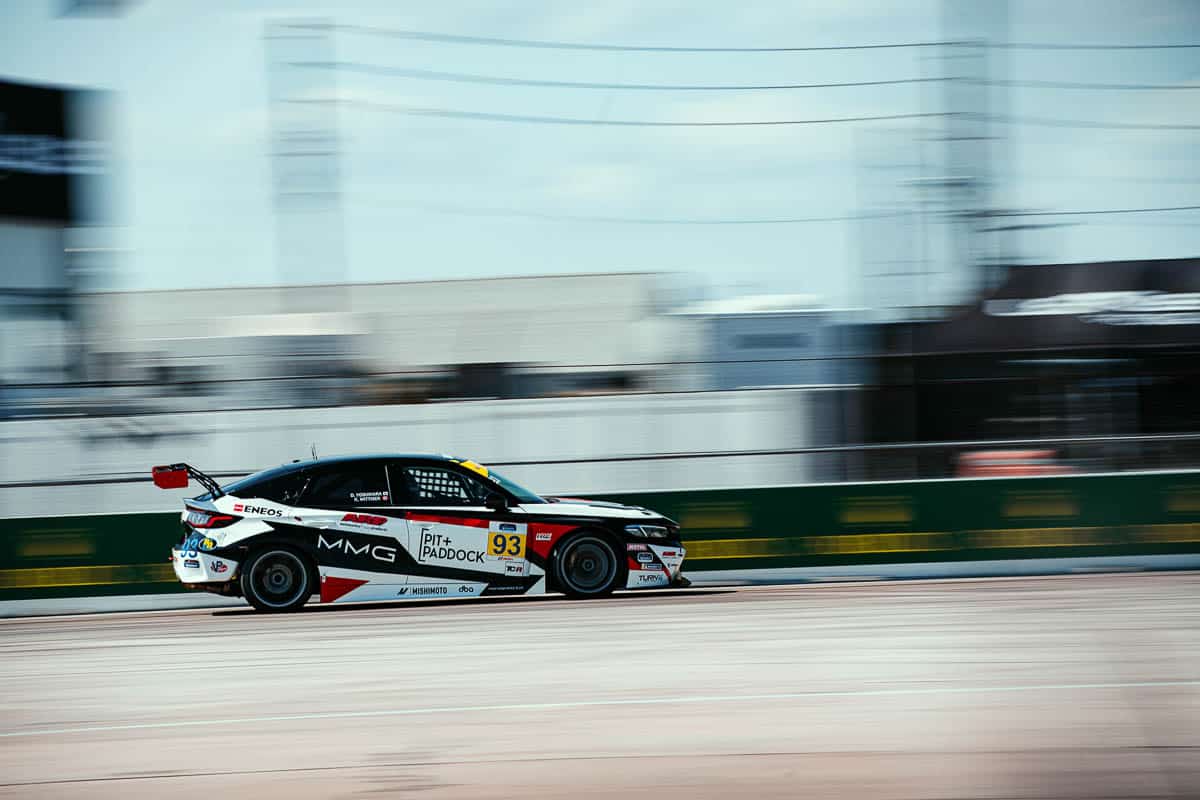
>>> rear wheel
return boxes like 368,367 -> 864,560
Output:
553,533 -> 621,599
240,547 -> 314,613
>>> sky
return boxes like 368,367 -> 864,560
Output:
1,0 -> 1198,306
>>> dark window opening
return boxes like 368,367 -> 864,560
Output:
300,464 -> 390,506
389,465 -> 486,506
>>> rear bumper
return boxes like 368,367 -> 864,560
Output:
171,548 -> 239,584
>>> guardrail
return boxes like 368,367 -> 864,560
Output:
2,470 -> 1199,600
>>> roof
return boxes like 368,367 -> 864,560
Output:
673,294 -> 823,316
225,453 -> 459,481
90,272 -> 669,369
265,453 -> 462,471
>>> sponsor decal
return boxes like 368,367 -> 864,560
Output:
418,529 -> 484,564
499,523 -> 517,532
637,573 -> 663,584
396,588 -> 408,595
317,533 -> 397,564
183,559 -> 200,569
350,491 -> 389,503
636,552 -> 654,563
458,585 -> 476,594
342,513 -> 387,527
626,543 -> 648,552
641,563 -> 661,571
487,531 -> 526,559
661,551 -> 677,557
210,560 -> 228,573
484,583 -> 526,594
233,503 -> 283,518
535,532 -> 553,542
410,585 -> 448,596
505,562 -> 524,575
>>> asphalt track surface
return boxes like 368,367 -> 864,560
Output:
1,574 -> 1198,799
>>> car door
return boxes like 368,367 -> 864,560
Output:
388,461 -> 528,590
298,461 -> 410,587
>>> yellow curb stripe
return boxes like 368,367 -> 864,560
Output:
0,564 -> 175,590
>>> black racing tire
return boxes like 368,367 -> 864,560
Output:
552,532 -> 622,599
239,546 -> 315,613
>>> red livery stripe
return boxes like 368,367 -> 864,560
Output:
403,513 -> 491,528
320,575 -> 367,603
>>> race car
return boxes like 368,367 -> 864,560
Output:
153,454 -> 688,612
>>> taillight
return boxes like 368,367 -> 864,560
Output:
185,507 -> 240,529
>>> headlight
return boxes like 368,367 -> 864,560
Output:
625,524 -> 670,539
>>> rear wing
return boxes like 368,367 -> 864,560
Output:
151,463 -> 225,498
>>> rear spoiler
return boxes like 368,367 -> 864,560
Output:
151,463 -> 225,498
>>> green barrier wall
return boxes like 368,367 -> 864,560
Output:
3,471 -> 1199,600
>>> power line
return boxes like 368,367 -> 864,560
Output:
291,61 -> 943,91
995,41 -> 1200,50
297,98 -> 1199,131
995,114 -> 1200,131
380,204 -> 1198,226
989,205 -> 1200,217
412,205 -> 909,225
985,78 -> 1200,91
296,62 -> 1200,93
283,22 -> 1200,53
293,98 -> 950,127
286,22 -> 954,52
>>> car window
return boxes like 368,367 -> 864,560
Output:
218,463 -> 309,502
240,470 -> 311,505
300,464 -> 390,507
389,465 -> 487,506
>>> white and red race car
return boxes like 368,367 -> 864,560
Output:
155,454 -> 687,612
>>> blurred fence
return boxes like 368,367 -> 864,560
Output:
2,469 -> 1198,601
0,390 -> 816,517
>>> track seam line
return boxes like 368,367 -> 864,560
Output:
3,679 -> 1198,739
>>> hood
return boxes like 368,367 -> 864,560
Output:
536,497 -> 663,520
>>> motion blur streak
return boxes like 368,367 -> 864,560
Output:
2,2 -> 1200,797
1,575 -> 1198,798
7,678 -> 1200,739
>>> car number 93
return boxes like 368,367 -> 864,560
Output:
487,532 -> 525,558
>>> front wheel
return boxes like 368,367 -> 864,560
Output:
553,533 -> 621,599
240,547 -> 314,613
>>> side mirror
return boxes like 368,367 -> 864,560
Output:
485,493 -> 508,511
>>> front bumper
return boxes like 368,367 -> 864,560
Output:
171,547 -> 239,584
625,542 -> 686,589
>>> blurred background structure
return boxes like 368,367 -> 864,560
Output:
1,0 -> 1198,514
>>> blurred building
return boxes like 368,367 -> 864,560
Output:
0,79 -> 112,417
668,294 -> 872,390
79,271 -> 680,411
868,257 -> 1200,476
666,295 -> 876,480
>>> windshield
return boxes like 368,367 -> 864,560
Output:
487,468 -> 546,504
456,460 -> 545,504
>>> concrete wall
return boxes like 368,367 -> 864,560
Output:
0,388 -> 813,517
